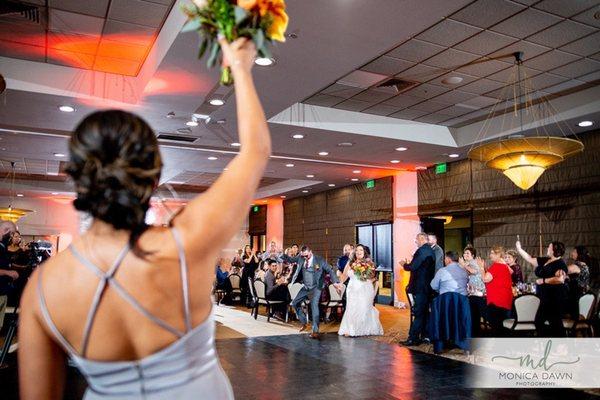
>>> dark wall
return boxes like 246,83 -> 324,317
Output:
248,205 -> 267,235
418,131 -> 600,280
283,177 -> 393,263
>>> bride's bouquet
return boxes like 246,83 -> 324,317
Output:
351,259 -> 376,281
182,0 -> 289,85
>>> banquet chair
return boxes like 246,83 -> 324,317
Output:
213,281 -> 226,305
562,293 -> 596,337
253,279 -> 287,322
288,282 -> 305,322
320,283 -> 346,322
228,274 -> 242,303
406,290 -> 416,332
503,294 -> 539,335
247,277 -> 258,317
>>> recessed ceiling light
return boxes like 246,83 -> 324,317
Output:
449,153 -> 459,158
292,134 -> 304,139
390,160 -> 400,164
285,163 -> 294,167
224,167 -> 228,171
231,142 -> 241,147
441,76 -> 463,85
306,174 -> 315,178
395,147 -> 408,151
208,156 -> 218,160
415,166 -> 427,170
351,178 -> 359,181
16,193 -> 24,197
186,120 -> 198,127
302,190 -> 309,193
280,195 -> 286,199
209,98 -> 225,106
255,57 -> 275,66
352,170 -> 361,174
578,120 -> 593,127
53,153 -> 66,157
337,142 -> 354,147
51,192 -> 58,195
58,105 -> 75,112
328,184 -> 335,187
318,151 -> 329,156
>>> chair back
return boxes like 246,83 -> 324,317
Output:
288,282 -> 303,301
514,295 -> 540,323
406,290 -> 414,310
579,293 -> 596,320
248,278 -> 257,299
253,279 -> 266,299
328,283 -> 346,301
229,274 -> 241,290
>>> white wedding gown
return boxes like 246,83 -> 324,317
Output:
338,270 -> 384,337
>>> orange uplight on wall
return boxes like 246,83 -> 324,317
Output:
0,207 -> 33,223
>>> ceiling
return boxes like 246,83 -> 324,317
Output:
0,0 -> 599,204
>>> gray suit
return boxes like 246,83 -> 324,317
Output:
432,244 -> 445,274
283,253 -> 339,332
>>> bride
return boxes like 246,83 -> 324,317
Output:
338,244 -> 384,337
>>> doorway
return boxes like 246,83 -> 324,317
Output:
356,222 -> 393,305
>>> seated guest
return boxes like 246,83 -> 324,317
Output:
431,251 -> 469,296
567,245 -> 591,318
459,245 -> 486,337
429,251 -> 471,354
255,261 -> 268,281
517,240 -> 568,337
505,249 -> 524,285
215,258 -> 233,305
479,245 -> 513,336
265,259 -> 289,316
336,244 -> 353,279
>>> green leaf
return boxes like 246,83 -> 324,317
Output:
181,18 -> 202,33
253,29 -> 265,51
234,6 -> 248,25
207,40 -> 220,68
259,44 -> 272,60
198,38 -> 209,59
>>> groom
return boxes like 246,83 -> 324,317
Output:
284,245 -> 342,339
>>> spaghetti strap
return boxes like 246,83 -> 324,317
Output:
171,227 -> 193,332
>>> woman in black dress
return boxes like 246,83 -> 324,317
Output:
517,240 -> 568,337
567,245 -> 591,318
241,244 -> 259,306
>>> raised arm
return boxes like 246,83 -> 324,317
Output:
174,38 -> 271,264
516,240 -> 538,267
339,262 -> 350,283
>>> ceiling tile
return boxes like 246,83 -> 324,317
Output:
405,83 -> 449,99
458,59 -> 512,78
108,0 -> 169,28
94,56 -> 140,76
490,8 -> 562,38
559,32 -> 600,57
423,48 -> 480,69
387,39 -> 446,63
454,30 -> 518,56
487,65 -> 540,83
102,20 -> 157,46
577,70 -> 600,82
97,38 -> 148,62
459,95 -> 500,108
525,50 -> 580,70
49,0 -> 110,18
0,40 -> 45,63
429,71 -> 480,87
451,0 -> 526,29
488,40 -> 552,60
49,9 -> 104,36
431,90 -> 476,104
352,89 -> 396,103
409,100 -> 450,113
395,64 -> 446,83
527,20 -> 596,48
388,109 -> 429,120
360,56 -> 414,76
459,78 -> 505,94
47,48 -> 95,69
436,104 -> 476,117
414,114 -> 453,124
543,79 -> 588,94
47,31 -> 100,55
533,0 -> 599,18
304,94 -> 345,107
362,104 -> 400,116
337,70 -> 387,89
145,0 -> 174,5
549,58 -> 600,79
592,52 -> 600,62
572,6 -> 600,28
416,19 -> 482,47
382,94 -> 426,108
321,83 -> 364,99
333,99 -> 371,112
0,21 -> 46,47
512,0 -> 538,4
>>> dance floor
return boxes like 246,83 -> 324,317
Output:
2,333 -> 598,399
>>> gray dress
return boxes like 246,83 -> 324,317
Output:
37,228 -> 234,399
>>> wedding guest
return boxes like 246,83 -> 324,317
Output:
262,240 -> 282,262
241,244 -> 260,306
517,240 -> 568,337
459,246 -> 486,336
264,259 -> 289,316
479,245 -> 512,336
400,232 -> 436,346
430,251 -> 469,296
505,249 -> 524,285
337,243 -> 354,279
428,234 -> 444,274
564,245 -> 591,319
255,260 -> 268,281
215,258 -> 233,305
0,222 -> 19,331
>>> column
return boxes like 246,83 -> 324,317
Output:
266,199 -> 284,249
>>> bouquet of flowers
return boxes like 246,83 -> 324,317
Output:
182,0 -> 289,85
351,259 -> 376,281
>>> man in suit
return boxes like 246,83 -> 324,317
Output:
428,233 -> 445,274
283,245 -> 342,339
400,232 -> 436,346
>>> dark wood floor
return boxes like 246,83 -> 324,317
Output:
1,333 -> 598,399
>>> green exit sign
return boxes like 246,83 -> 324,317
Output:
435,163 -> 447,174
365,180 -> 375,189
253,206 -> 259,212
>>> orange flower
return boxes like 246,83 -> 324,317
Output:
254,0 -> 288,42
237,0 -> 257,10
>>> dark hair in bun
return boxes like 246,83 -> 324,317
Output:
66,110 -> 162,252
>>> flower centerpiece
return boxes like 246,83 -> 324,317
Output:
351,259 -> 376,281
181,0 -> 289,85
